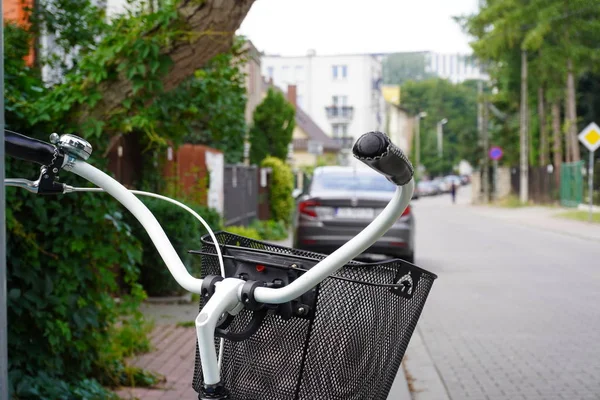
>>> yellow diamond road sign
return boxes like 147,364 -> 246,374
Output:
578,122 -> 600,152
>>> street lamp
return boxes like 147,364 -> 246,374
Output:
437,118 -> 448,157
415,111 -> 427,180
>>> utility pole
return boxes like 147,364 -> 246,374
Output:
437,118 -> 448,157
478,81 -> 490,203
519,50 -> 529,203
415,111 -> 427,180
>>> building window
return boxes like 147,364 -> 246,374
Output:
332,65 -> 348,80
332,123 -> 348,138
332,124 -> 340,137
295,65 -> 304,82
332,95 -> 348,106
282,65 -> 290,82
267,66 -> 274,79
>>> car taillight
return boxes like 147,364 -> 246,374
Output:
299,200 -> 319,217
401,205 -> 411,217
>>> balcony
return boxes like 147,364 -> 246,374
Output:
325,106 -> 354,121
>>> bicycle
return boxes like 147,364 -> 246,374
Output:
5,129 -> 437,400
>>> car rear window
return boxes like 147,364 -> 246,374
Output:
311,171 -> 396,192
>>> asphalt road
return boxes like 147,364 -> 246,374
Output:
412,188 -> 600,400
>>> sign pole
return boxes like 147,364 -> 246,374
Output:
577,122 -> 600,221
494,159 -> 499,200
590,150 -> 595,222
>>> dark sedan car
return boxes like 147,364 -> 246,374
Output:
294,166 -> 415,263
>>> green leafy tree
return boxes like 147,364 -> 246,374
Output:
147,39 -> 248,163
401,78 -> 479,176
458,0 -> 600,166
249,88 -> 295,164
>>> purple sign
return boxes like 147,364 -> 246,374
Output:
489,146 -> 503,161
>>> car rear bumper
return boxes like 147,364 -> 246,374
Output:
295,222 -> 414,257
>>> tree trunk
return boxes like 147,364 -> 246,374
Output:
538,86 -> 547,166
566,58 -> 580,162
519,50 -> 529,203
75,0 -> 255,126
552,100 -> 562,188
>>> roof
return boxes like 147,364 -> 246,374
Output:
294,107 -> 340,151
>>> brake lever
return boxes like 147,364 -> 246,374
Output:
5,178 -> 40,194
5,164 -> 68,195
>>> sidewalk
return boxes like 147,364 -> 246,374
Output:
115,324 -> 198,400
117,303 -> 413,400
469,205 -> 600,242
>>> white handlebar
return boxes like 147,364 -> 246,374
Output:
68,159 -> 414,301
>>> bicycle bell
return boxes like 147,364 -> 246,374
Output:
50,133 -> 93,161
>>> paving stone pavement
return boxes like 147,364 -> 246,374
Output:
116,325 -> 198,400
410,191 -> 600,400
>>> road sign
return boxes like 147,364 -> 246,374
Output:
578,122 -> 600,152
578,122 -> 599,222
489,146 -> 503,161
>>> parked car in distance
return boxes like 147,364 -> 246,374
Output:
445,175 -> 462,188
417,180 -> 438,196
294,166 -> 415,263
432,177 -> 449,193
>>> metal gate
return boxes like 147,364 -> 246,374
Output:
223,165 -> 258,226
560,161 -> 584,207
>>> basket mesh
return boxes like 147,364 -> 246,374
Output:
192,232 -> 436,400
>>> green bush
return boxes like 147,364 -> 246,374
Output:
126,197 -> 222,296
250,219 -> 288,241
225,225 -> 262,240
261,157 -> 295,226
5,21 -> 154,399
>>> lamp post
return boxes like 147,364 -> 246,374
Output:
415,111 -> 427,180
437,118 -> 448,157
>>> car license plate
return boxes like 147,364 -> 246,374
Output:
336,207 -> 374,219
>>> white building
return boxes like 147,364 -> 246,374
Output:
425,52 -> 488,83
262,51 -> 385,161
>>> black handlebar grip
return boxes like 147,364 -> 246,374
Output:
5,129 -> 63,166
352,131 -> 414,186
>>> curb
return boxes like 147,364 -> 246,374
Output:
402,326 -> 450,400
387,360 -> 412,399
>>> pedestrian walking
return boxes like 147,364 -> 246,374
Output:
451,181 -> 457,204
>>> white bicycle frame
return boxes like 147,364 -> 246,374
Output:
12,155 -> 414,387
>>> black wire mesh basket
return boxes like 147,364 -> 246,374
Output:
192,231 -> 437,400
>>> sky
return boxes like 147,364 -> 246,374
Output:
237,0 -> 480,57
